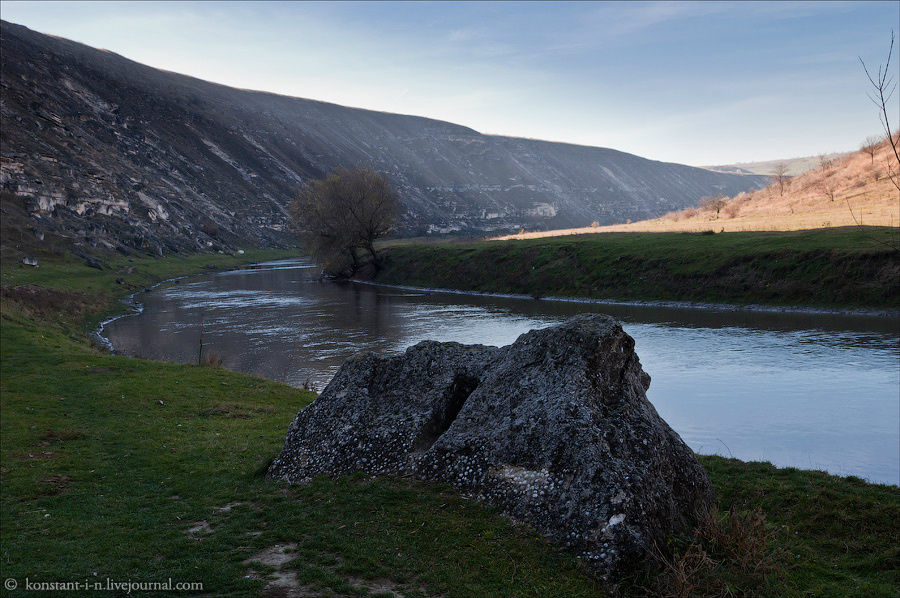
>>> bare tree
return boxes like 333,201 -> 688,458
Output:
811,155 -> 841,204
291,166 -> 400,276
770,162 -> 790,196
818,173 -> 837,202
860,135 -> 880,165
699,194 -> 728,218
815,154 -> 838,202
860,31 -> 900,191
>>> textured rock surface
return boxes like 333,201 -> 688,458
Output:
1,20 -> 765,253
270,314 -> 713,580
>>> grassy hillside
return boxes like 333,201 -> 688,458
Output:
493,137 -> 899,237
2,252 -> 898,596
374,228 -> 899,309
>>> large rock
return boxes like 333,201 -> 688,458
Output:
269,314 -> 713,580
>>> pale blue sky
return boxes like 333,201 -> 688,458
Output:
1,1 -> 897,165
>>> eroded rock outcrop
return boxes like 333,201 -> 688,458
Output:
269,314 -> 713,580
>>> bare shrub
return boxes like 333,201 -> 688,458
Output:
819,173 -> 837,202
698,194 -> 728,218
201,351 -> 223,368
636,506 -> 783,598
200,219 -> 219,238
860,32 -> 900,192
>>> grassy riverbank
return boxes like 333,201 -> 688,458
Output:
374,227 -> 900,309
2,251 -> 898,596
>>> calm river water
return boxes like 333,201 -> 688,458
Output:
103,259 -> 900,485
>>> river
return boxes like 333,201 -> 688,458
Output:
102,259 -> 900,485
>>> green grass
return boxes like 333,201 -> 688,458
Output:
0,262 -> 602,597
1,250 -> 898,597
0,249 -> 296,339
694,458 -> 900,596
374,228 -> 900,309
1,249 -> 292,294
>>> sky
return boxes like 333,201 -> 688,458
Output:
1,1 -> 897,166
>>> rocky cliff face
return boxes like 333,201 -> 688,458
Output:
1,20 -> 765,254
270,315 -> 713,581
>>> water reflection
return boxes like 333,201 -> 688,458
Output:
104,259 -> 900,485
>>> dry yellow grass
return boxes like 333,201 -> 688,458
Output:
493,138 -> 900,240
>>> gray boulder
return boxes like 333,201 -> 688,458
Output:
269,314 -> 713,580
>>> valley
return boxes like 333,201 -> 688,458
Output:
1,20 -> 765,258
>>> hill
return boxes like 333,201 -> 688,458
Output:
0,20 -> 765,256
493,136 -> 899,238
704,152 -> 846,177
703,153 -> 847,176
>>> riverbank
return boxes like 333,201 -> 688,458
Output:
2,251 -> 898,596
373,227 -> 899,310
